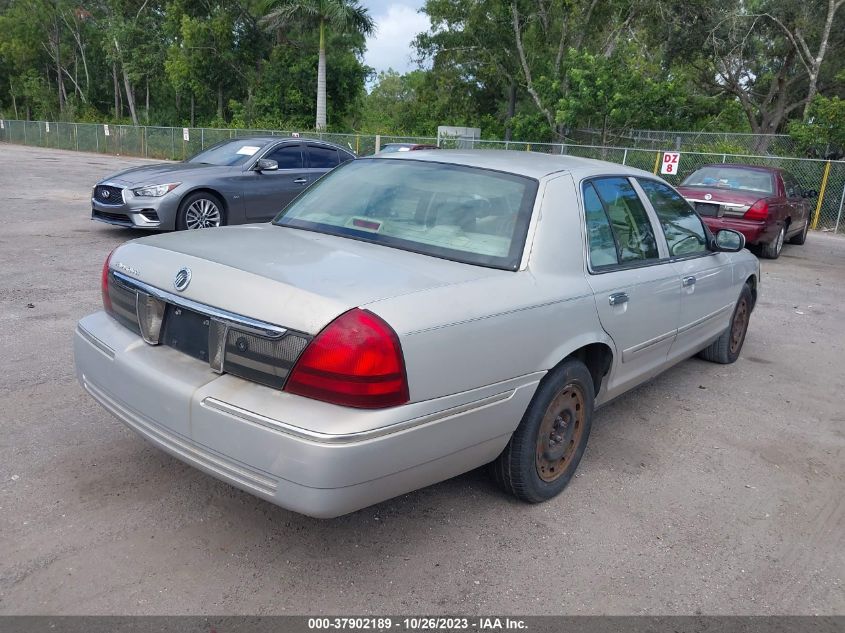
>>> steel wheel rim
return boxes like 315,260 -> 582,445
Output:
730,297 -> 749,354
535,384 -> 585,482
775,227 -> 784,254
185,198 -> 221,229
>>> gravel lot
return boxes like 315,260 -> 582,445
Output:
0,143 -> 843,616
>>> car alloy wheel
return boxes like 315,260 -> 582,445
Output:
535,384 -> 586,482
774,226 -> 785,255
184,198 -> 222,229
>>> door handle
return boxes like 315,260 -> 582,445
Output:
293,177 -> 308,184
608,292 -> 629,306
682,276 -> 696,287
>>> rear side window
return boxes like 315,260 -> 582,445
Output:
265,144 -> 304,169
637,179 -> 708,257
307,144 -> 340,169
340,150 -> 355,164
591,177 -> 659,263
582,183 -> 619,267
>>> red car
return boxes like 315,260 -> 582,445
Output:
677,164 -> 814,259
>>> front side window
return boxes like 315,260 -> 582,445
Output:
591,177 -> 660,263
265,144 -> 304,169
638,179 -> 708,257
275,159 -> 538,270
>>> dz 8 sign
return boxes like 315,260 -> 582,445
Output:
661,152 -> 681,175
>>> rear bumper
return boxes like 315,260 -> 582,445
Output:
74,312 -> 539,518
702,216 -> 779,245
91,184 -> 180,230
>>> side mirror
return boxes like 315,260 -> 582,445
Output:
254,158 -> 278,172
802,189 -> 818,199
714,229 -> 745,252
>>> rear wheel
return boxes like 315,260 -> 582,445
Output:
789,219 -> 809,245
492,359 -> 594,503
760,225 -> 785,259
176,192 -> 225,230
698,284 -> 753,364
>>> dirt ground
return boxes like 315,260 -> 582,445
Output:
0,143 -> 842,615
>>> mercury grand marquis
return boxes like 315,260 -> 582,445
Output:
74,150 -> 759,518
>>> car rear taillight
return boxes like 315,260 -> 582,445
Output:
744,200 -> 769,221
101,248 -> 115,314
284,308 -> 409,409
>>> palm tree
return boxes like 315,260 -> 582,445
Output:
262,0 -> 375,130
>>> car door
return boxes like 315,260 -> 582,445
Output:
636,178 -> 735,360
581,177 -> 681,396
782,171 -> 810,236
243,142 -> 308,220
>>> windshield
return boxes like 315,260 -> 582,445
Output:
187,139 -> 269,166
274,159 -> 538,270
682,167 -> 775,194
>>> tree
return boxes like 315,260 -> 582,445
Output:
260,0 -> 374,130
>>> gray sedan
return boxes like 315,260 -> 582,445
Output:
75,150 -> 759,518
91,137 -> 355,230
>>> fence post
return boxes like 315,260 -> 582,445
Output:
622,149 -> 628,166
652,151 -> 661,174
75,123 -> 79,152
834,180 -> 845,234
722,154 -> 727,163
375,134 -> 381,153
171,127 -> 175,159
355,135 -> 360,154
811,161 -> 832,230
201,127 -> 204,150
526,144 -> 531,152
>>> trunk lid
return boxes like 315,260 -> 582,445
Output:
111,224 -> 496,334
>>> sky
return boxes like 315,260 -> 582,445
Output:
362,0 -> 430,77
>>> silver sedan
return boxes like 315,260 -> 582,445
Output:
74,150 -> 759,517
90,137 -> 355,230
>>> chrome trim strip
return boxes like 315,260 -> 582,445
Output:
678,304 -> 733,334
77,324 -> 116,359
112,271 -> 288,338
622,329 -> 676,361
202,389 -> 516,445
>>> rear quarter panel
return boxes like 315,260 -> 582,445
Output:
365,174 -> 613,404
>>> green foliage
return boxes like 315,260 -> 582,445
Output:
788,96 -> 845,158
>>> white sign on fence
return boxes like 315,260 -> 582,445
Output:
45,122 -> 50,133
0,120 -> 4,129
661,151 -> 681,175
103,124 -> 110,136
291,132 -> 300,138
183,128 -> 190,141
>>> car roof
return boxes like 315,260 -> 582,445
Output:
693,163 -> 780,174
228,136 -> 354,153
370,149 -> 655,180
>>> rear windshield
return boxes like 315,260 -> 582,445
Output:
682,167 -> 774,194
274,159 -> 538,270
187,139 -> 269,166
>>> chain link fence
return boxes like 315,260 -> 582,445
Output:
1,119 -> 843,232
571,128 -> 803,156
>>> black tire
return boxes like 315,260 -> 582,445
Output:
176,191 -> 226,230
760,225 -> 785,259
492,359 -> 594,503
698,284 -> 753,364
788,219 -> 809,245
